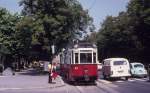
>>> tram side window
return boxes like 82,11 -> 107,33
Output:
93,53 -> 96,63
75,53 -> 78,63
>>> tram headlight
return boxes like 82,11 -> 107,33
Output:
74,66 -> 78,70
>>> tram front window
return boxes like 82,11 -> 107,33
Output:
80,53 -> 92,63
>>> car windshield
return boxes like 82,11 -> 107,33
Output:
113,61 -> 127,65
134,64 -> 143,68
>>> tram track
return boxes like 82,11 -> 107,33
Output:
75,86 -> 84,93
75,84 -> 110,93
63,84 -> 70,93
95,81 -> 119,93
74,82 -> 112,93
64,83 -> 83,93
63,80 -> 119,93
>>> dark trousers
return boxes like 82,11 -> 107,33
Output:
48,72 -> 52,83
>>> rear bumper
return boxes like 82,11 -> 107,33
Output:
110,74 -> 131,78
132,74 -> 147,77
72,76 -> 97,82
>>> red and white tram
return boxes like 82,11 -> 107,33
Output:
60,42 -> 98,83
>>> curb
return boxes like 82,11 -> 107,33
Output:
0,76 -> 65,91
97,79 -> 112,84
0,84 -> 65,91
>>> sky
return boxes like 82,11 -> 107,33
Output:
0,0 -> 130,31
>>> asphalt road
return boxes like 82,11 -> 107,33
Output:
0,70 -> 150,93
0,77 -> 150,93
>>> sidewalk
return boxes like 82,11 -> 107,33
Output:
0,69 -> 65,91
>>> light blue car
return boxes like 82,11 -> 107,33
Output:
130,62 -> 147,78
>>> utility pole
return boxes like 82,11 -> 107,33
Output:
51,44 -> 55,55
48,44 -> 55,83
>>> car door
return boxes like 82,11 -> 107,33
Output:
112,60 -> 129,77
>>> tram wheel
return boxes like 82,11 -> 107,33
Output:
103,74 -> 107,80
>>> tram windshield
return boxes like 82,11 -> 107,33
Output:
80,53 -> 92,63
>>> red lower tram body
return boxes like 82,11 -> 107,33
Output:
61,64 -> 98,82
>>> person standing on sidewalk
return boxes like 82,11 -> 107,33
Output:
51,63 -> 58,80
48,63 -> 53,83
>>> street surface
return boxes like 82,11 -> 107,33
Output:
0,70 -> 150,93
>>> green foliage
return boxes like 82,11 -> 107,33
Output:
96,14 -> 137,60
15,16 -> 34,56
127,0 -> 150,63
0,8 -> 21,67
94,0 -> 150,63
0,0 -> 93,67
0,8 -> 20,55
19,0 -> 93,56
84,31 -> 98,44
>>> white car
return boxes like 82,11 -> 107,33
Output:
130,62 -> 147,78
102,58 -> 131,80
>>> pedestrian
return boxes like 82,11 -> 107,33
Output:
48,63 -> 52,83
11,63 -> 15,75
51,63 -> 58,80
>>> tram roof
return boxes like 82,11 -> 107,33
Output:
73,42 -> 97,48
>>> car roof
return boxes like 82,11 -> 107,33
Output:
104,58 -> 128,61
130,62 -> 143,65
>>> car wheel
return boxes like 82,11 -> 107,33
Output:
144,75 -> 147,78
125,77 -> 128,81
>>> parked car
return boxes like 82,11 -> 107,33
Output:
102,58 -> 131,80
130,62 -> 147,78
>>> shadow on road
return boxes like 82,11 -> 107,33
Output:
61,76 -> 97,86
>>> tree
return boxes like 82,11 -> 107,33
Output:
0,8 -> 20,68
127,0 -> 150,63
84,31 -> 98,44
95,0 -> 150,64
19,0 -> 93,60
96,13 -> 139,61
